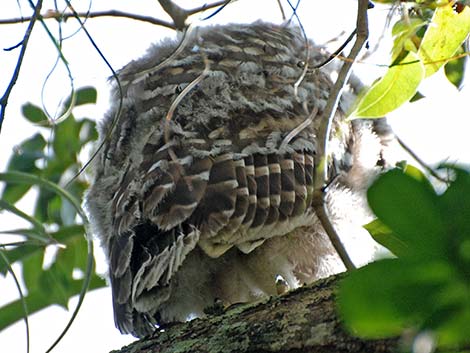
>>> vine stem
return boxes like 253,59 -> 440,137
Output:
312,0 -> 371,272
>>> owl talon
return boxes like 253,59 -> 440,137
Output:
275,274 -> 290,295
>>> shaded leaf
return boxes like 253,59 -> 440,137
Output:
401,163 -> 435,193
433,305 -> 470,347
63,86 -> 97,108
22,103 -> 48,124
438,167 -> 470,274
444,46 -> 466,89
79,118 -> 98,144
22,250 -> 44,292
0,225 -> 84,275
350,52 -> 424,118
53,113 -> 80,166
1,134 -> 46,203
338,258 -> 454,338
391,17 -> 425,63
0,172 -> 87,222
409,91 -> 425,102
0,274 -> 105,331
367,168 -> 446,258
364,219 -> 408,257
0,200 -> 49,244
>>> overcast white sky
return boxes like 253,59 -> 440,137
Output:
0,1 -> 469,353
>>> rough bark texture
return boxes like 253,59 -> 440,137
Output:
110,274 -> 398,353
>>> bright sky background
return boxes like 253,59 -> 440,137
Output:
0,1 -> 469,353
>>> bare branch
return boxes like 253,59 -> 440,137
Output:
186,0 -> 231,16
158,0 -> 189,30
0,10 -> 175,29
313,29 -> 357,69
312,0 -> 371,272
158,0 -> 232,30
0,0 -> 44,132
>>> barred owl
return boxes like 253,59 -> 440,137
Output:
86,22 -> 393,337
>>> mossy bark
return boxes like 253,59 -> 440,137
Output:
111,274 -> 398,353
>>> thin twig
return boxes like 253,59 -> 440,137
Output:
312,0 -> 371,272
285,0 -> 309,98
187,0 -> 232,16
63,2 -> 123,188
276,0 -> 287,21
0,0 -> 43,132
313,29 -> 357,69
128,25 -> 195,86
280,106 -> 319,151
395,135 -> 449,184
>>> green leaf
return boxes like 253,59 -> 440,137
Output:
418,3 -> 470,77
391,17 -> 425,63
338,258 -> 455,338
0,225 -> 84,275
0,200 -> 49,244
0,172 -> 87,222
364,219 -> 408,257
78,118 -> 98,144
401,163 -> 435,193
444,46 -> 467,89
53,113 -> 81,165
438,167 -> 470,275
40,262 -> 72,309
0,274 -> 105,331
22,250 -> 44,292
63,86 -> 97,108
434,304 -> 470,347
350,52 -> 425,118
1,134 -> 46,203
409,91 -> 425,102
21,103 -> 49,124
367,168 -> 446,258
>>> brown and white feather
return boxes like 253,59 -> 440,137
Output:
86,22 -> 396,337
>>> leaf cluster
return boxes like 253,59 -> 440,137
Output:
0,87 -> 105,332
339,164 -> 470,350
351,1 -> 470,117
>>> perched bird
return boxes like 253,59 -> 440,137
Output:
86,22 -> 393,337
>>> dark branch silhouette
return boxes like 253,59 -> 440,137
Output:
0,0 -> 44,132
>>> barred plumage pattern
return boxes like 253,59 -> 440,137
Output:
86,22 -> 392,337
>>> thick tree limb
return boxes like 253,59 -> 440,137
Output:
111,275 -> 398,353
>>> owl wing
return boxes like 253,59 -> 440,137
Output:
88,23 -> 350,337
108,128 -> 318,335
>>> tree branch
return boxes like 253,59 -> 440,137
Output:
0,0 -> 43,132
158,0 -> 232,30
111,274 -> 399,353
0,1 -> 230,29
186,0 -> 232,16
0,10 -> 175,29
312,0 -> 371,272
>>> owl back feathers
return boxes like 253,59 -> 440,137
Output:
86,22 -> 389,337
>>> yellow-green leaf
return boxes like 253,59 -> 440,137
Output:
391,18 -> 425,63
350,52 -> 424,118
418,3 -> 470,77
